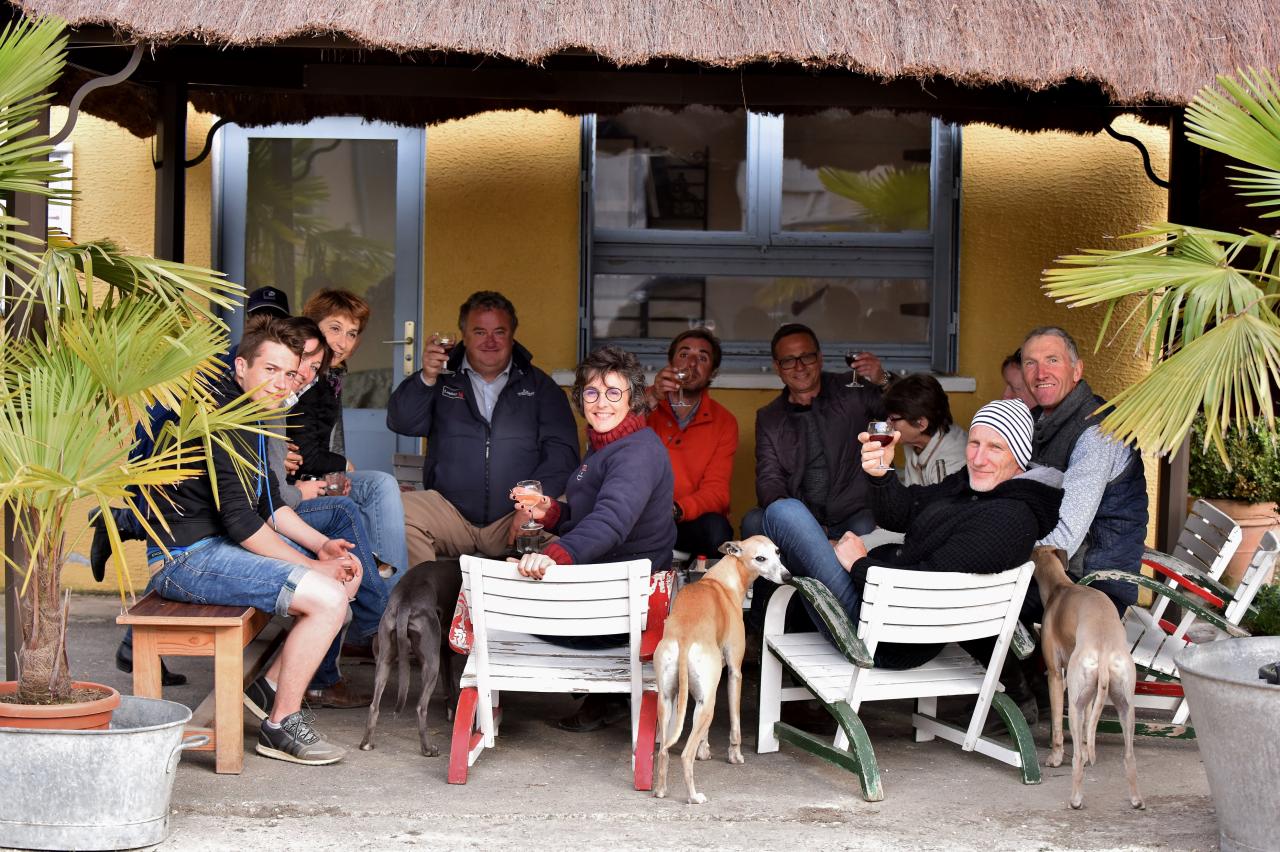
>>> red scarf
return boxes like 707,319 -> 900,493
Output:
587,411 -> 647,452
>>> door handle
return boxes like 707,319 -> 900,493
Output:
382,320 -> 415,374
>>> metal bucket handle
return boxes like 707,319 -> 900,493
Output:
167,733 -> 210,774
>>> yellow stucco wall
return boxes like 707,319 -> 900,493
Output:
43,109 -> 1170,593
422,110 -> 581,372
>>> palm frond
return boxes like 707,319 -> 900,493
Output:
1186,68 -> 1280,216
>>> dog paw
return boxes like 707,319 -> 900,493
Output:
687,793 -> 707,805
653,788 -> 666,799
1069,796 -> 1084,810
1131,797 -> 1145,810
421,744 -> 440,757
727,749 -> 744,765
359,741 -> 374,751
1045,751 -> 1063,768
696,744 -> 711,761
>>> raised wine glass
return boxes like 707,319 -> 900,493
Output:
845,350 -> 863,388
513,479 -> 544,531
867,420 -> 895,471
671,368 -> 691,409
432,331 -> 457,375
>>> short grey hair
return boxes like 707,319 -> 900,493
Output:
1022,326 -> 1080,364
571,346 -> 648,417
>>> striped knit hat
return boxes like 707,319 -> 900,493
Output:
970,399 -> 1034,470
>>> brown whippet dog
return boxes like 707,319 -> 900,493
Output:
653,536 -> 791,804
1034,545 -> 1143,810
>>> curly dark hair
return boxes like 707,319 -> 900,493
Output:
571,346 -> 647,418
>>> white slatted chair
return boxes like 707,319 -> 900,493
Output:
757,562 -> 1039,801
1138,498 -> 1241,639
1082,531 -> 1278,732
447,556 -> 657,789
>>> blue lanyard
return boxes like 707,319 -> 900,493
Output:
256,430 -> 276,524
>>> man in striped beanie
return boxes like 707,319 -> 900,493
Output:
966,399 -> 1034,491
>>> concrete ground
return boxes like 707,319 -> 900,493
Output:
7,593 -> 1221,851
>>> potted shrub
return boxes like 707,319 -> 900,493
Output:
0,15 -> 266,849
1188,418 -> 1280,587
1043,68 -> 1280,852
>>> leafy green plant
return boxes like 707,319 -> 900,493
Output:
1188,417 -> 1280,503
0,17 -> 265,704
1243,583 -> 1280,636
817,164 -> 930,232
1042,69 -> 1280,463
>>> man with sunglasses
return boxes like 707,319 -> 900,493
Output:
743,323 -> 889,542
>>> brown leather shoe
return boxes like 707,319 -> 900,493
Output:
340,642 -> 375,662
305,678 -> 372,709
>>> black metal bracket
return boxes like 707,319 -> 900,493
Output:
1105,122 -> 1170,189
49,44 -> 144,146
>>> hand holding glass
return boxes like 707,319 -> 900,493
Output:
513,480 -> 543,531
866,421 -> 894,470
431,332 -> 457,375
672,368 -> 691,409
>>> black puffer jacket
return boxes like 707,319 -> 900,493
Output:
850,467 -> 1063,584
386,342 -> 579,526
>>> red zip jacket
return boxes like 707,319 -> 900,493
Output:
647,393 -> 738,522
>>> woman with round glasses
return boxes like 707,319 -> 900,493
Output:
511,345 -> 676,581
509,346 -> 676,732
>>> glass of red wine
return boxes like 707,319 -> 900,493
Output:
845,350 -> 863,387
867,420 -> 895,470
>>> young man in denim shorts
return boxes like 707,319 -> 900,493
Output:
148,318 -> 363,765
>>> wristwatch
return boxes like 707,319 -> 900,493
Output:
877,371 -> 893,389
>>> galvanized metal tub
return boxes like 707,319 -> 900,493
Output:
0,695 -> 206,850
1177,637 -> 1280,852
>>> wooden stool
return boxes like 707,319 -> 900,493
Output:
117,592 -> 283,774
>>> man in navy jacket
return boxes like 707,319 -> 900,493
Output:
387,291 -> 579,563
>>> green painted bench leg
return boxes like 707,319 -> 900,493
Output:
774,699 -> 884,802
990,692 -> 1041,785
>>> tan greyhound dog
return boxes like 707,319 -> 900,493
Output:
1034,545 -> 1143,810
653,536 -> 791,804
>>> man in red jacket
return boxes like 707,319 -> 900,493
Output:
644,327 -> 738,560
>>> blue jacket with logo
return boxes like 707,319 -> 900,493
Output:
386,342 -> 580,526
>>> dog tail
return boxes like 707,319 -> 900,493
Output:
393,598 -> 412,714
670,644 -> 691,749
1086,656 -> 1111,765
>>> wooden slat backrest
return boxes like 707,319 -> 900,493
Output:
1224,531 -> 1279,625
857,563 -> 1033,647
461,557 -> 651,638
1174,500 -> 1242,578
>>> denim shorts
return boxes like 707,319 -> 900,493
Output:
150,536 -> 309,617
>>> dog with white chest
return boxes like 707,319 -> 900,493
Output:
653,535 -> 791,804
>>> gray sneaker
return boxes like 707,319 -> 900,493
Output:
243,676 -> 276,721
256,712 -> 345,765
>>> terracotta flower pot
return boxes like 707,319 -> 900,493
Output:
0,681 -> 121,731
1204,499 -> 1280,589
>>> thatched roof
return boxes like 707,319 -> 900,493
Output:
13,0 -> 1280,135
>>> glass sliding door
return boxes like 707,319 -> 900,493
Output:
217,119 -> 425,474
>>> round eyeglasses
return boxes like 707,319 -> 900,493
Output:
582,386 -> 626,403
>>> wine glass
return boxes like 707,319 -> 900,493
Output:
671,368 -> 691,409
432,332 -> 457,375
867,421 -> 895,470
513,479 -> 544,531
845,350 -> 863,388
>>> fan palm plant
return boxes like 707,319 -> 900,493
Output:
1043,69 -> 1280,463
0,17 -> 267,705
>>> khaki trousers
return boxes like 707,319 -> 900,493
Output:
401,489 -> 515,565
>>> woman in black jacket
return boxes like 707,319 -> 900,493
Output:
760,399 -> 1062,669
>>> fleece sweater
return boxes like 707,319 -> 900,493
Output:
543,414 -> 676,571
647,393 -> 738,521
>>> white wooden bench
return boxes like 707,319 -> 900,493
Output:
758,562 -> 1038,801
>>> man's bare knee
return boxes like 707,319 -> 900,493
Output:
291,572 -> 348,620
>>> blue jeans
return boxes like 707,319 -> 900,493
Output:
292,496 -> 389,645
743,501 -> 875,633
347,469 -> 409,587
150,537 -> 310,616
758,498 -> 942,670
